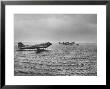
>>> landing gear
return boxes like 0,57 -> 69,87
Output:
36,48 -> 45,53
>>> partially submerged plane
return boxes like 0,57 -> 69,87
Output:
17,42 -> 52,51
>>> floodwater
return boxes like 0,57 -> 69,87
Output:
14,43 -> 97,76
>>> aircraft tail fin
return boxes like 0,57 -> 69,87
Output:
18,42 -> 25,49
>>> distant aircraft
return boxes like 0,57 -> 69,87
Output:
59,42 -> 75,45
17,42 -> 52,51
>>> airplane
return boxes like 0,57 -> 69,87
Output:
17,42 -> 52,51
59,42 -> 75,45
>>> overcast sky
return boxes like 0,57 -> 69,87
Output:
14,14 -> 97,43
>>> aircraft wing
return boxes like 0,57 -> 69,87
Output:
18,42 -> 52,49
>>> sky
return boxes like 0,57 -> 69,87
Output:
14,14 -> 97,43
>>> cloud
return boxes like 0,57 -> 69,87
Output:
14,14 -> 97,43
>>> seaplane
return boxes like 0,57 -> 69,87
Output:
17,42 -> 52,51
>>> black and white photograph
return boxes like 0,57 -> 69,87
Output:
1,1 -> 107,86
14,14 -> 97,76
